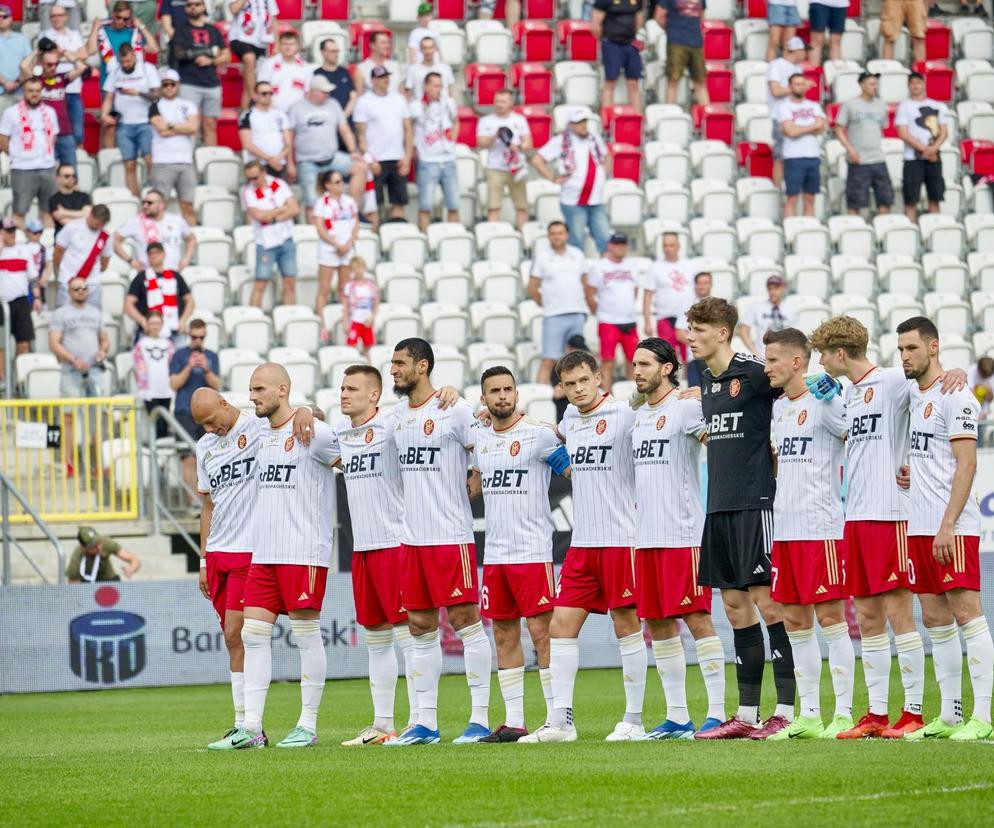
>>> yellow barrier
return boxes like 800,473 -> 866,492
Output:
0,397 -> 140,524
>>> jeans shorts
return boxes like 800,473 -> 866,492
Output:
179,84 -> 221,118
809,1 -> 848,34
602,40 -> 643,82
784,156 -> 821,195
255,237 -> 298,281
541,312 -> 586,360
60,365 -> 106,398
116,122 -> 152,161
417,159 -> 460,212
298,153 -> 354,207
768,2 -> 802,26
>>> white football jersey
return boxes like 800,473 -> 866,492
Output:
908,383 -> 981,536
771,390 -> 847,541
472,416 -> 562,564
196,413 -> 262,554
843,366 -> 911,522
335,409 -> 405,552
252,416 -> 341,567
560,394 -> 636,547
393,394 -> 477,545
631,391 -> 707,549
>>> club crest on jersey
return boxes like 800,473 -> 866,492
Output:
365,427 -> 374,444
729,379 -> 741,398
284,436 -> 295,452
237,434 -> 247,450
423,419 -> 435,436
656,415 -> 666,431
924,402 -> 933,419
595,419 -> 607,435
798,409 -> 808,426
509,440 -> 521,456
864,387 -> 874,404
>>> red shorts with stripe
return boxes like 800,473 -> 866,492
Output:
352,547 -> 407,628
635,547 -> 711,619
556,546 -> 637,614
907,535 -> 980,595
346,321 -> 374,348
770,539 -> 847,605
843,520 -> 909,597
481,563 -> 556,620
206,551 -> 253,630
401,542 -> 479,610
243,563 -> 328,616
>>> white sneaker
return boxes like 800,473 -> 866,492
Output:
605,722 -> 646,742
518,724 -> 578,743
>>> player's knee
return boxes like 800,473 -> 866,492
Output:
224,625 -> 244,654
949,591 -> 982,627
448,603 -> 480,631
814,604 -> 844,629
610,609 -> 640,638
683,612 -> 715,639
647,617 -> 678,640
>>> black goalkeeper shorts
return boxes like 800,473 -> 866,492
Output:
699,509 -> 774,590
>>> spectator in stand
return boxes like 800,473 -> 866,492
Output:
257,30 -> 314,114
592,0 -> 644,112
313,39 -> 356,120
533,107 -> 610,254
50,163 -> 91,235
736,275 -> 796,355
353,66 -> 413,224
410,72 -> 460,232
407,2 -> 443,64
969,356 -> 993,427
642,232 -> 695,360
477,90 -> 532,230
41,6 -> 88,147
241,159 -> 300,307
40,0 -> 82,31
238,81 -> 294,180
341,255 -> 379,355
159,0 -> 189,41
480,0 -> 520,26
20,39 -> 88,169
767,37 -> 808,187
808,0 -> 848,64
49,276 -> 108,398
88,3 -> 155,90
583,231 -> 639,391
0,78 -> 59,229
780,73 -> 826,218
0,8 -> 31,120
114,189 -> 196,273
289,75 -> 365,220
404,37 -> 454,102
149,68 -> 200,227
124,242 -> 194,343
133,310 -> 175,438
765,0 -> 800,61
0,217 -> 40,375
683,270 -> 712,387
226,0 -> 279,111
25,218 -> 51,300
54,204 -> 112,308
656,0 -> 710,106
125,0 -> 158,33
528,220 -> 589,386
170,0 -> 228,147
355,31 -> 401,96
895,71 -> 948,222
101,44 -> 161,197
881,0 -> 926,62
836,71 -> 894,216
66,527 -> 141,583
313,170 -> 360,317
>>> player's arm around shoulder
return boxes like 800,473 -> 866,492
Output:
680,396 -> 708,443
824,392 -> 848,439
309,419 -> 342,467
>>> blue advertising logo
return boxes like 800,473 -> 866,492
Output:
69,586 -> 146,684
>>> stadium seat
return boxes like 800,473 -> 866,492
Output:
603,178 -> 645,230
465,64 -> 509,107
646,180 -> 691,223
701,21 -> 733,61
557,20 -> 598,62
963,139 -> 994,176
376,263 -> 424,307
690,140 -> 736,181
912,60 -> 954,103
784,256 -> 832,300
349,21 -> 391,61
217,109 -> 242,152
873,214 -> 921,258
554,62 -> 599,108
736,177 -> 780,220
923,253 -> 969,295
470,301 -> 518,347
831,255 -> 878,297
830,292 -> 878,337
435,0 -> 467,18
220,66 -> 244,110
690,179 -> 736,223
427,223 -> 475,269
523,0 -> 556,18
705,63 -> 734,105
966,214 -> 994,252
737,217 -> 783,259
691,216 -> 735,260
969,251 -> 994,290
919,214 -> 965,255
513,21 -> 554,62
951,19 -> 994,61
601,105 -> 643,145
877,293 -> 924,331
877,254 -> 923,297
420,302 -> 468,345
609,144 -> 643,184
379,223 -> 428,269
692,105 -> 734,145
318,346 -> 363,386
511,63 -> 553,106
376,303 -> 423,342
828,215 -> 875,260
196,146 -> 242,192
956,59 -> 994,104
734,19 -> 769,62
275,0 -> 303,18
466,21 -> 514,64
273,305 -> 322,352
517,106 -> 553,148
428,20 -> 467,66
429,344 -> 468,389
472,261 -> 520,304
736,142 -> 774,179
475,222 -> 523,266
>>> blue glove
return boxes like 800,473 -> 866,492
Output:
546,444 -> 571,476
805,373 -> 842,402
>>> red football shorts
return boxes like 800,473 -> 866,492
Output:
481,562 -> 556,620
655,318 -> 687,363
770,539 -> 847,605
347,321 -> 374,348
635,547 -> 712,619
556,546 -> 637,614
352,547 -> 407,627
401,542 -> 479,610
843,520 -> 909,597
206,551 -> 253,630
907,535 -> 980,595
243,563 -> 328,616
598,322 -> 639,362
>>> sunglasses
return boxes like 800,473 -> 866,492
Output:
113,14 -> 132,20
162,81 -> 178,87
0,13 -> 11,18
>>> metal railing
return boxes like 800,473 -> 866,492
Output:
0,469 -> 65,585
146,405 -> 200,558
2,300 -> 12,400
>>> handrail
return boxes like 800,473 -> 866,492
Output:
146,405 -> 200,555
0,469 -> 66,585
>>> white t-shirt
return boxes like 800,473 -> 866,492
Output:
766,57 -> 796,120
116,213 -> 191,270
353,91 -> 409,161
134,336 -> 174,401
779,97 -> 826,160
894,97 -> 948,161
149,96 -> 198,165
196,414 -> 261,553
0,102 -> 60,170
643,257 -> 695,321
42,27 -> 86,94
585,256 -> 639,325
0,242 -> 39,302
745,299 -> 797,343
407,26 -> 441,61
357,59 -> 402,94
343,278 -> 378,324
409,96 -> 456,162
241,177 -> 295,249
313,193 -> 359,248
102,59 -> 160,124
238,107 -> 290,162
537,131 -> 608,206
477,112 -> 531,173
256,54 -> 314,113
55,219 -> 109,288
530,245 -> 588,317
404,60 -> 455,101
228,0 -> 279,48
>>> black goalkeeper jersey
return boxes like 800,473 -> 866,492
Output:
701,352 -> 778,514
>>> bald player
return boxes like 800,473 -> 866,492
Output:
193,387 -> 315,748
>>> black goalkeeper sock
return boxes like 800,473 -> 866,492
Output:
766,621 -> 797,708
733,623 -> 765,709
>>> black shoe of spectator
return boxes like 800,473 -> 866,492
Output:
977,3 -> 989,16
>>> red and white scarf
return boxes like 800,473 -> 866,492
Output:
137,213 -> 161,250
144,268 -> 179,332
254,177 -> 281,203
17,101 -> 56,155
320,194 -> 356,231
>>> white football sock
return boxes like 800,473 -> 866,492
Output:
861,633 -> 891,717
821,622 -> 854,718
292,619 -> 326,733
457,622 -> 492,728
961,616 -> 994,723
550,638 -> 580,728
394,625 -> 417,726
241,619 -> 273,734
498,666 -> 526,730
619,631 -> 647,726
927,624 -> 963,725
786,627 -> 821,718
413,629 -> 442,731
694,636 -> 726,722
231,671 -> 245,728
652,637 -> 689,725
895,630 -> 924,715
366,628 -> 397,733
539,667 -> 554,724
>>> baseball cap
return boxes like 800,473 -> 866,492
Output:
78,526 -> 99,546
25,218 -> 43,233
159,68 -> 180,83
857,70 -> 881,84
608,232 -> 628,245
568,106 -> 592,123
310,74 -> 334,93
767,275 -> 785,286
371,65 -> 391,78
0,217 -> 16,231
786,36 -> 807,52
417,1 -> 433,13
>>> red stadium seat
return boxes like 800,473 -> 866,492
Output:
705,62 -> 733,104
436,0 -> 467,18
795,21 -> 811,46
514,21 -> 555,62
692,104 -> 734,145
83,112 -> 100,156
925,20 -> 952,61
465,64 -> 509,106
747,0 -> 767,17
221,66 -> 244,109
511,62 -> 553,105
218,109 -> 243,152
848,0 -> 861,16
457,106 -> 479,147
557,20 -> 598,62
799,62 -> 824,102
609,143 -> 642,183
524,0 -> 556,18
81,69 -> 102,109
701,21 -> 733,62
9,0 -> 22,21
825,102 -> 841,127
350,21 -> 391,60
884,103 -> 899,138
318,0 -> 350,18
914,60 -> 954,103
963,140 -> 994,176
517,105 -> 552,148
276,0 -> 304,19
736,142 -> 774,178
214,21 -> 241,63
601,105 -> 643,145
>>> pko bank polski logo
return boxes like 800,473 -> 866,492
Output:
69,586 -> 146,684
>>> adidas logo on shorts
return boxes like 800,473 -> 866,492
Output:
888,572 -> 898,582
753,565 -> 765,575
622,589 -> 633,598
816,585 -> 828,595
538,596 -> 550,605
450,588 -> 463,598
298,592 -> 309,601
680,596 -> 692,606
943,573 -> 954,583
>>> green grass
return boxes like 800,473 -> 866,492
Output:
2,661 -> 994,827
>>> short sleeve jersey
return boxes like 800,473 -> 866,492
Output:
771,390 -> 847,541
196,413 -> 261,553
700,352 -> 778,513
585,256 -> 639,325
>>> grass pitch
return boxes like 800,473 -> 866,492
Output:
2,661 -> 993,827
